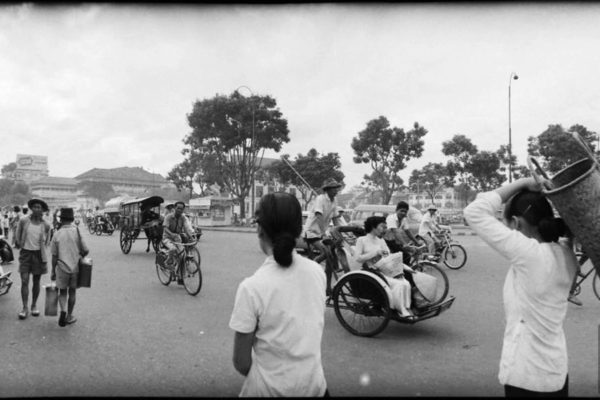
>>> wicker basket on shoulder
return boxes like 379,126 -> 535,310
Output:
528,132 -> 600,273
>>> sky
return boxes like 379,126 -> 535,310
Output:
2,3 -> 600,191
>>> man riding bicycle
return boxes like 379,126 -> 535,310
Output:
419,204 -> 443,254
384,201 -> 422,265
303,178 -> 344,297
162,201 -> 194,270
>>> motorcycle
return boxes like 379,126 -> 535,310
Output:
94,219 -> 115,236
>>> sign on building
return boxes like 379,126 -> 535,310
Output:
16,154 -> 48,171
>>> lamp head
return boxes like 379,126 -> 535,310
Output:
513,74 -> 519,80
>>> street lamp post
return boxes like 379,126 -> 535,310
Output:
235,85 -> 257,216
508,72 -> 519,183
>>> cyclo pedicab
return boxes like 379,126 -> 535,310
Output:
119,196 -> 165,254
301,225 -> 455,337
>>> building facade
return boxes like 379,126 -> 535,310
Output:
13,154 -> 49,183
75,167 -> 169,196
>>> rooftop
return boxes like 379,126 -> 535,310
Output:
75,167 -> 167,184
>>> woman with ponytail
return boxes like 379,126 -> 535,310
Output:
464,177 -> 578,397
229,192 -> 328,397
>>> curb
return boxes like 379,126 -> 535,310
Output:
200,226 -> 478,236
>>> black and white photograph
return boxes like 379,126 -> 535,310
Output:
0,3 -> 599,397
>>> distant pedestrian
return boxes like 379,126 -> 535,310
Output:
1,213 -> 9,238
50,208 -> 89,327
464,177 -> 578,397
229,192 -> 328,397
9,206 -> 22,246
14,199 -> 52,320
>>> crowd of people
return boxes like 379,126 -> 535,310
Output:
0,172 -> 588,397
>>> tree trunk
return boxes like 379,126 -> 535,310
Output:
238,194 -> 247,219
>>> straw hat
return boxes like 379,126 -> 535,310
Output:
321,178 -> 343,190
27,198 -> 48,212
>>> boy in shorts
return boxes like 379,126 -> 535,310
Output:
50,208 -> 89,327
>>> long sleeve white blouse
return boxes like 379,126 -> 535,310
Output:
464,191 -> 578,392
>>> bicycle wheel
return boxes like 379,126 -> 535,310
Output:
412,261 -> 449,306
593,270 -> 600,301
333,273 -> 391,337
155,253 -> 172,286
182,247 -> 202,296
87,222 -> 95,235
442,244 -> 467,270
95,225 -> 103,236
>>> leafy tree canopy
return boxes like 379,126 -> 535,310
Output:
266,149 -> 344,209
527,124 -> 598,174
466,151 -> 506,191
184,90 -> 290,217
408,162 -> 454,203
351,116 -> 427,204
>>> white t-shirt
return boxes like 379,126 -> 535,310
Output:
384,212 -> 410,242
303,194 -> 340,239
464,191 -> 578,392
229,252 -> 327,397
418,212 -> 437,236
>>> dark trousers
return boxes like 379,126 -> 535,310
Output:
505,375 -> 568,398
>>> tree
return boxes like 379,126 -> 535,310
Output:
466,151 -> 506,191
184,90 -> 290,218
527,124 -> 598,174
351,116 -> 427,204
441,134 -> 478,184
1,162 -> 16,179
266,149 -> 345,209
408,163 -> 454,204
77,181 -> 117,206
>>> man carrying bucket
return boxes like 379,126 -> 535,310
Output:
50,208 -> 89,327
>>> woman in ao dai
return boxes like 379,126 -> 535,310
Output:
354,216 -> 414,318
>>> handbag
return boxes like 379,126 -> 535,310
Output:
44,284 -> 59,316
75,227 -> 93,288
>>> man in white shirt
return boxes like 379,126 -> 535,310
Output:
384,201 -> 421,265
303,178 -> 344,296
419,204 -> 442,254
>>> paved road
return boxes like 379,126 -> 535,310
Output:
0,228 -> 598,396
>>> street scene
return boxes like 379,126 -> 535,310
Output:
0,227 -> 597,397
2,3 -> 600,398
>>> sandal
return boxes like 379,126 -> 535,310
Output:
66,315 -> 77,325
31,307 -> 40,317
18,310 -> 28,320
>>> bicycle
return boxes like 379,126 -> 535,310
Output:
155,237 -> 202,296
571,250 -> 600,301
404,243 -> 450,306
87,218 -> 97,234
427,228 -> 468,270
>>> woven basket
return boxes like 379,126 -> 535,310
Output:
527,132 -> 600,273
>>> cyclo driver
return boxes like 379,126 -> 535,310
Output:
303,178 -> 344,297
162,201 -> 194,270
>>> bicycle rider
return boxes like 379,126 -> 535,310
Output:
384,201 -> 422,265
303,178 -> 344,297
162,201 -> 195,271
419,204 -> 443,254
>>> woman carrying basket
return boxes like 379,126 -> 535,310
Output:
464,177 -> 578,397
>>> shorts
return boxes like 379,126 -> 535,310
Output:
56,268 -> 78,289
18,249 -> 48,275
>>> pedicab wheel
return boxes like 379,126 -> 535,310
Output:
592,271 -> 600,301
333,274 -> 391,337
413,261 -> 449,306
182,247 -> 202,296
442,244 -> 467,270
120,228 -> 132,254
155,255 -> 172,286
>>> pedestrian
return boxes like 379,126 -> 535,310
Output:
1,212 -> 9,238
464,177 -> 578,397
50,208 -> 89,327
229,192 -> 328,397
14,199 -> 52,320
9,205 -> 22,246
